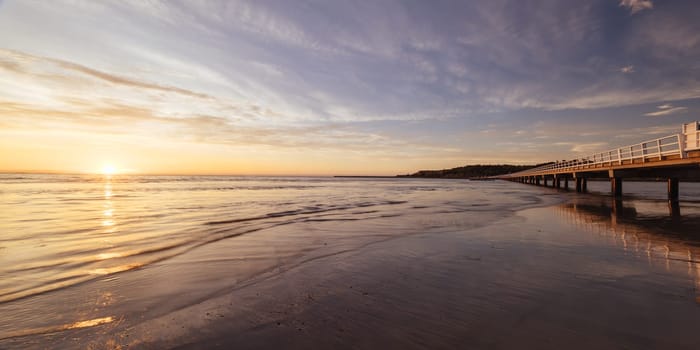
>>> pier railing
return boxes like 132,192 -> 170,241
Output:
684,121 -> 700,151
508,121 -> 700,177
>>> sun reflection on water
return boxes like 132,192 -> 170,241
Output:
89,263 -> 143,275
96,252 -> 124,260
102,179 -> 116,232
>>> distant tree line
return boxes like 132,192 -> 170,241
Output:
398,163 -> 552,179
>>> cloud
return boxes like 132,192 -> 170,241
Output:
644,104 -> 687,116
0,49 -> 213,100
4,1 -> 700,117
0,48 -> 290,124
0,98 -> 411,152
620,65 -> 635,74
571,142 -> 609,153
619,0 -> 653,14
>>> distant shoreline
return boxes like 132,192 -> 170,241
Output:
333,175 -> 400,178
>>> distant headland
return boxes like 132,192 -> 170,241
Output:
334,164 -> 556,179
397,164 -> 550,179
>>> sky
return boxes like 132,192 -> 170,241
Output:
1,0 -> 699,175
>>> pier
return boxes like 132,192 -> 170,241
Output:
500,122 -> 700,202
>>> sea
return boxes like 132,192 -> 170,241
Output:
2,174 -> 700,348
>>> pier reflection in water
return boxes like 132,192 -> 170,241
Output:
557,197 -> 700,302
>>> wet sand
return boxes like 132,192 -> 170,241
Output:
30,198 -> 700,349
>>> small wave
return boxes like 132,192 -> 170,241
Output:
0,176 -> 31,181
301,218 -> 362,222
205,200 -> 408,226
351,210 -> 379,215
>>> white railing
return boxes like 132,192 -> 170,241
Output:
507,134 -> 684,177
684,121 -> 700,151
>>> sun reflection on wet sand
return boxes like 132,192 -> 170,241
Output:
0,317 -> 115,341
68,316 -> 115,329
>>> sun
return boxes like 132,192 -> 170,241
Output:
101,164 -> 117,175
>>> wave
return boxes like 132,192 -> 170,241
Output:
205,200 -> 407,226
0,198 -> 414,305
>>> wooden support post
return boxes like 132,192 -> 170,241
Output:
581,178 -> 588,193
564,177 -> 569,190
544,177 -> 548,187
575,178 -> 582,192
612,198 -> 623,217
611,177 -> 622,197
536,176 -> 541,186
555,177 -> 561,189
668,200 -> 681,217
668,178 -> 679,201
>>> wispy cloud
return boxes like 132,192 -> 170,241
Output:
620,65 -> 635,74
619,0 -> 653,14
571,142 -> 609,153
644,104 -> 687,116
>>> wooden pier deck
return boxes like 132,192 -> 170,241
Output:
498,121 -> 700,201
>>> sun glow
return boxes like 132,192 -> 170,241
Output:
101,164 -> 116,175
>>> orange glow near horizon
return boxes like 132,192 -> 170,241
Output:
0,132 -> 466,176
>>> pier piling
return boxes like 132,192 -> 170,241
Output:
611,177 -> 622,197
668,178 -> 679,201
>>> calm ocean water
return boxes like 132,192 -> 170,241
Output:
2,174 -> 700,346
0,175 -> 550,338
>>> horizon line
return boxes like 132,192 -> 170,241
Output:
0,170 -> 402,178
